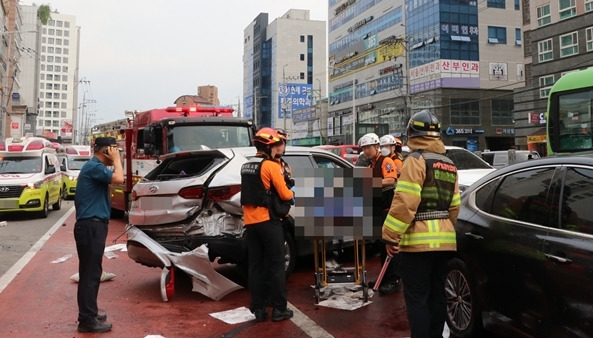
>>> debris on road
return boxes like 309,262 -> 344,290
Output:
209,306 -> 255,324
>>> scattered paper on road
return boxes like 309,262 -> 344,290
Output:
105,243 -> 127,252
315,284 -> 373,311
50,253 -> 72,263
209,306 -> 255,324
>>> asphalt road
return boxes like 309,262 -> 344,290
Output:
0,200 -> 75,276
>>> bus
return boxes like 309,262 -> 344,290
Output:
546,67 -> 593,155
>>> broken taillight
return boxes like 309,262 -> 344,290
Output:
178,186 -> 204,199
206,185 -> 241,201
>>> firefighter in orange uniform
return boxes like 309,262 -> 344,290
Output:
241,127 -> 295,323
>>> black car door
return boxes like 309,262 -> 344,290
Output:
540,165 -> 593,336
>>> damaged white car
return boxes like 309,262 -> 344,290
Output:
126,146 -> 354,298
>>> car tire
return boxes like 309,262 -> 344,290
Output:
110,208 -> 126,219
284,231 -> 296,278
62,184 -> 68,200
445,257 -> 483,338
39,194 -> 49,218
52,191 -> 62,210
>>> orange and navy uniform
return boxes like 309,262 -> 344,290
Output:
390,153 -> 404,179
370,153 -> 398,183
243,156 -> 294,225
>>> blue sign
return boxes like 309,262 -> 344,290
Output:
278,83 -> 313,119
243,95 -> 253,119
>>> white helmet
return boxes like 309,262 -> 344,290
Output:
379,135 -> 396,146
358,133 -> 380,147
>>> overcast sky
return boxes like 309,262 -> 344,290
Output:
23,1 -> 328,123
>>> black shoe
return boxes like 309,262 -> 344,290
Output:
96,314 -> 107,322
272,308 -> 294,322
252,308 -> 267,322
378,279 -> 401,295
77,318 -> 112,333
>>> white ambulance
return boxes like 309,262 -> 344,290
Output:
0,137 -> 63,218
57,145 -> 92,199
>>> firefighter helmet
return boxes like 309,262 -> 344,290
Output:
253,127 -> 283,146
379,135 -> 397,146
358,133 -> 380,147
406,110 -> 441,138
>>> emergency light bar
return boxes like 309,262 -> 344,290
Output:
165,106 -> 234,116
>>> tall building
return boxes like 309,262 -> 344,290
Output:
327,0 -> 524,151
243,9 -> 327,145
198,85 -> 220,105
514,0 -> 593,156
19,5 -> 80,142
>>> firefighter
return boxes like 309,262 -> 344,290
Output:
240,127 -> 295,323
382,110 -> 461,338
379,135 -> 404,177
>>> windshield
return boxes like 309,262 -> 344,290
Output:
0,157 -> 43,174
167,125 -> 252,153
68,158 -> 89,170
445,149 -> 493,170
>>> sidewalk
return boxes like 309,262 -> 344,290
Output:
0,208 -> 410,337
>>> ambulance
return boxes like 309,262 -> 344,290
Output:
57,145 -> 92,199
0,137 -> 63,218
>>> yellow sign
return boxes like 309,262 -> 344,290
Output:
527,135 -> 547,143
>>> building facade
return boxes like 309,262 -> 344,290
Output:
514,0 -> 593,156
19,5 -> 80,142
243,9 -> 327,145
327,0 -> 524,151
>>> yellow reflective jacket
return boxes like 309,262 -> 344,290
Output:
382,137 -> 461,252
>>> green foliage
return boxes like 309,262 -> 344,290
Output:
37,5 -> 51,25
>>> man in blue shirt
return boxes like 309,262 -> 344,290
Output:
74,137 -> 124,333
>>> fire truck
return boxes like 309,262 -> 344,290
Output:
91,105 -> 256,217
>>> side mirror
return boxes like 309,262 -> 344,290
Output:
60,164 -> 66,171
46,165 -> 56,174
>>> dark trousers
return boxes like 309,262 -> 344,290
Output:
245,219 -> 287,311
399,251 -> 453,338
74,219 -> 108,323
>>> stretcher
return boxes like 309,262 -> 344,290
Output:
312,238 -> 369,304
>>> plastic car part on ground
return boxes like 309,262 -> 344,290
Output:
126,225 -> 243,301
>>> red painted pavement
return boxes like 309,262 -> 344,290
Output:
0,211 -> 410,337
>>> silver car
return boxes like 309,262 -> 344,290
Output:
127,146 -> 353,275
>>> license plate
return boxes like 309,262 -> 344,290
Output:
0,200 -> 18,209
140,196 -> 172,210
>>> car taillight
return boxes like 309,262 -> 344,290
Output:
206,185 -> 241,201
178,186 -> 204,199
130,190 -> 138,201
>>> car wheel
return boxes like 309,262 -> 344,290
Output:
39,194 -> 49,218
62,184 -> 68,200
53,191 -> 62,210
445,258 -> 482,338
284,232 -> 296,278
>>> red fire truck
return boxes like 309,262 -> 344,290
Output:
91,106 -> 256,217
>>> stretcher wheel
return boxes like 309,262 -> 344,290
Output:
314,287 -> 320,304
363,284 -> 368,303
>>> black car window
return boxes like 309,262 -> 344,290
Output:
490,167 -> 557,227
446,149 -> 492,170
282,155 -> 315,169
474,178 -> 501,213
560,167 -> 593,234
312,155 -> 345,168
146,157 -> 224,180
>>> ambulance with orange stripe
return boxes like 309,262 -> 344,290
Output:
0,137 -> 63,218
57,145 -> 92,199
90,106 -> 256,218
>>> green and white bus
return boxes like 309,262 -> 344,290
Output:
546,67 -> 593,155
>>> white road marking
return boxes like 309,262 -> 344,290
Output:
288,301 -> 335,338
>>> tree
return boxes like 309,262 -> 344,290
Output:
37,5 -> 51,25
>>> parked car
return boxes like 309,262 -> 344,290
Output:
402,145 -> 495,191
314,144 -> 363,165
127,146 -> 354,276
444,155 -> 593,337
479,149 -> 540,169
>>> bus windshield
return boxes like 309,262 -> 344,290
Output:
547,68 -> 593,155
167,125 -> 253,153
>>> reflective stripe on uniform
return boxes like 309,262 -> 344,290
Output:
399,218 -> 456,248
395,180 -> 422,196
450,193 -> 461,207
384,214 -> 410,233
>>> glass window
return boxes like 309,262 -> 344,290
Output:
556,90 -> 593,151
561,167 -> 593,234
559,0 -> 576,20
539,75 -> 555,98
587,0 -> 593,12
491,167 -> 558,227
48,38 -> 54,44
492,99 -> 514,125
487,0 -> 505,8
488,26 -> 507,44
586,27 -> 593,52
560,32 -> 578,57
538,39 -> 553,62
516,28 -> 522,45
64,21 -> 70,28
515,0 -> 520,10
450,98 -> 480,125
48,29 -> 55,35
537,4 -> 552,27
